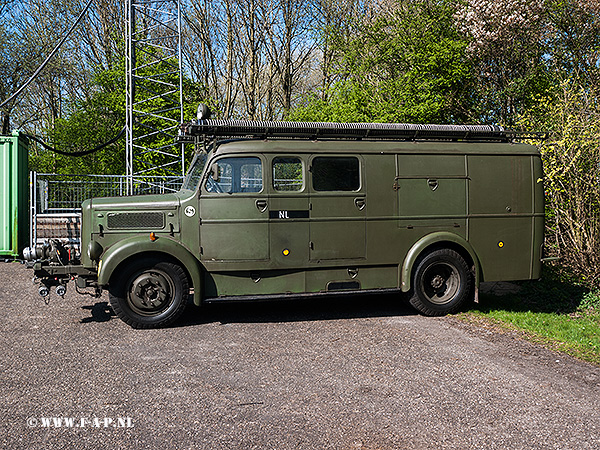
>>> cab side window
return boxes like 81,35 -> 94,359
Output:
206,157 -> 263,193
273,157 -> 303,191
312,156 -> 360,191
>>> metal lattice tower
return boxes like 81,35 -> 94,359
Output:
125,0 -> 185,194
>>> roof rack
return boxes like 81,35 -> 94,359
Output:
179,119 -> 519,142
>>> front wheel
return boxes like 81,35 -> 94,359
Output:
108,258 -> 189,329
409,248 -> 473,316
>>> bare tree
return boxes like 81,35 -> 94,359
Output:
546,0 -> 600,87
182,0 -> 243,118
74,0 -> 124,70
265,0 -> 316,117
313,0 -> 370,97
183,0 -> 332,120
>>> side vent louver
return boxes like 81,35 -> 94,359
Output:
107,212 -> 165,230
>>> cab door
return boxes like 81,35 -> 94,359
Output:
199,155 -> 269,261
308,155 -> 366,261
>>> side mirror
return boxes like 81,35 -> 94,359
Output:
210,163 -> 219,181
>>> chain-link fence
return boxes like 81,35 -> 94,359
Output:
30,173 -> 184,252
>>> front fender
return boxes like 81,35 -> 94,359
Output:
400,232 -> 481,293
98,236 -> 203,306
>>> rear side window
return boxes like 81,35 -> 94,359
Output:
312,157 -> 360,191
273,157 -> 303,191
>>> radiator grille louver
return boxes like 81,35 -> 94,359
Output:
107,212 -> 165,229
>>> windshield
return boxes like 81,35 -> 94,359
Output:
182,152 -> 208,190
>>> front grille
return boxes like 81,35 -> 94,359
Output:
107,212 -> 165,229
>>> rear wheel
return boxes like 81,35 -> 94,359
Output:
409,248 -> 472,316
108,258 -> 189,329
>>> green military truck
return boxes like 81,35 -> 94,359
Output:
24,118 -> 544,328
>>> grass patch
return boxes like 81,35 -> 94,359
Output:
459,272 -> 600,365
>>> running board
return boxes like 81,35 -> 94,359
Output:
203,288 -> 403,304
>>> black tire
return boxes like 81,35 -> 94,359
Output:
108,258 -> 189,329
409,248 -> 472,316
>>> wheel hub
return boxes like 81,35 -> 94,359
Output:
430,274 -> 445,290
128,270 -> 172,314
421,262 -> 461,305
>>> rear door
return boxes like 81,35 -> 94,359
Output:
308,155 -> 366,261
268,155 -> 310,268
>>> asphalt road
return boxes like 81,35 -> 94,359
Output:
1,261 -> 599,449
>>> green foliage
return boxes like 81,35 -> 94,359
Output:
288,81 -> 372,122
29,62 -> 125,175
291,0 -> 475,123
506,267 -> 589,314
127,58 -> 205,176
468,306 -> 600,365
462,268 -> 600,365
29,57 -> 207,176
579,292 -> 600,313
454,0 -> 551,125
518,79 -> 600,289
545,0 -> 600,85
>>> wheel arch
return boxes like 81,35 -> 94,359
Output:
98,236 -> 203,306
400,232 -> 481,295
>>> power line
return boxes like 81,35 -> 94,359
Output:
24,126 -> 125,157
0,0 -> 94,110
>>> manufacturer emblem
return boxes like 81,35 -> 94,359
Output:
184,206 -> 196,217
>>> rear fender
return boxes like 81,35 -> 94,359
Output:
401,232 -> 481,294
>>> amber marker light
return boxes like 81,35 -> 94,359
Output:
282,249 -> 290,256
150,232 -> 157,241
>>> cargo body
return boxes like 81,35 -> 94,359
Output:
1,132 -> 29,257
27,121 -> 544,328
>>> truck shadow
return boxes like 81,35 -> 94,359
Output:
476,278 -> 589,315
80,301 -> 116,323
177,292 -> 416,327
79,277 -> 591,327
80,277 -> 590,327
78,292 -> 416,326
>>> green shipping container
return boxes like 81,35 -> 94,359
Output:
0,131 -> 29,257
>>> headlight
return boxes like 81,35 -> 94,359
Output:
87,240 -> 104,261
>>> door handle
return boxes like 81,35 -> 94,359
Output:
354,197 -> 366,211
255,199 -> 268,213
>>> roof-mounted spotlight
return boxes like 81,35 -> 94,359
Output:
196,103 -> 212,121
